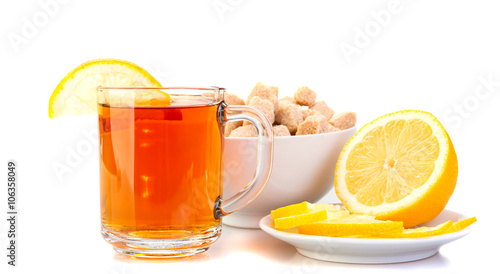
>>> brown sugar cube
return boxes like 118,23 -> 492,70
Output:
310,100 -> 334,120
279,96 -> 295,106
294,86 -> 317,107
249,81 -> 279,97
275,103 -> 303,135
243,96 -> 275,125
229,124 -> 258,138
273,125 -> 291,137
247,82 -> 279,111
296,115 -> 330,135
326,124 -> 340,133
224,121 -> 243,137
225,93 -> 245,105
329,112 -> 357,130
301,108 -> 321,120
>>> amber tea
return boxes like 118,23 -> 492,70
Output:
99,100 -> 222,237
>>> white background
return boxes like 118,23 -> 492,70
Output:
1,0 -> 499,273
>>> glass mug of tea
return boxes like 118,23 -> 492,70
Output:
96,87 -> 273,257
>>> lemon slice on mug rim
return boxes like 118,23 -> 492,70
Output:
48,59 -> 163,118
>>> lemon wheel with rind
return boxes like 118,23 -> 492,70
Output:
48,59 -> 162,118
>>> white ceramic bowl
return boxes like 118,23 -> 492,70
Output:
222,127 -> 356,228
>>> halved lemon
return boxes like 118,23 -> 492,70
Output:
48,59 -> 164,118
335,110 -> 458,228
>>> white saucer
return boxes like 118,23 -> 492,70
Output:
259,209 -> 474,264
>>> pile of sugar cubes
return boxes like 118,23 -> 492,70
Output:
224,82 -> 356,137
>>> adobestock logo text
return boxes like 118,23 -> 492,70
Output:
339,0 -> 406,63
443,73 -> 499,130
7,0 -> 70,54
51,128 -> 98,183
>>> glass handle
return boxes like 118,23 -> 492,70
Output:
214,103 -> 274,218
